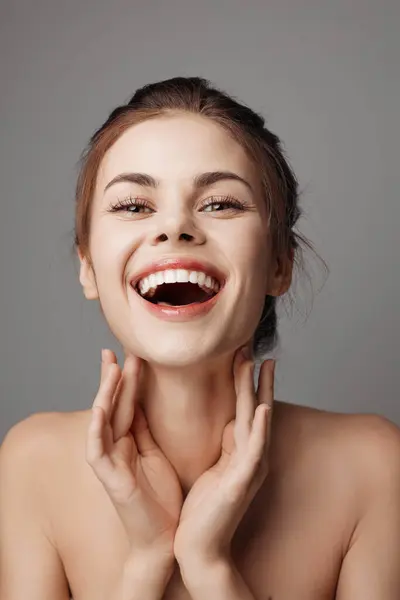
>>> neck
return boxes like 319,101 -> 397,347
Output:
133,352 -> 240,496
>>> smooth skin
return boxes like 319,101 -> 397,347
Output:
87,345 -> 275,571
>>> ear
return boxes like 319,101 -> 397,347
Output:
267,249 -> 294,297
77,248 -> 99,300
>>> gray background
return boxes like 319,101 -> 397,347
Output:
1,0 -> 399,442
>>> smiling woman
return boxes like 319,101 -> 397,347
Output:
74,76 -> 314,359
1,76 -> 400,600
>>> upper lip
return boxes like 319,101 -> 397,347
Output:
130,257 -> 227,290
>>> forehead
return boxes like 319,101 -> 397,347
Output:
96,113 -> 260,191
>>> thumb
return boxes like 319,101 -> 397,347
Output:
131,404 -> 160,456
213,421 -> 235,473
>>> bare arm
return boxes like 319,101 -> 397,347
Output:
108,552 -> 175,600
0,414 -> 70,600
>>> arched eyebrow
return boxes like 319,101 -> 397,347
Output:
104,170 -> 254,194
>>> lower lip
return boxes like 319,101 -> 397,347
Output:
131,285 -> 224,322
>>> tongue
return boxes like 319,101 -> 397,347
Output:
152,282 -> 213,306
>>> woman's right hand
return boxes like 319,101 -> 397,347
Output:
85,349 -> 183,560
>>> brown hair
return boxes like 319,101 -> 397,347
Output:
73,76 -> 326,360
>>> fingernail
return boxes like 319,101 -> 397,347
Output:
101,349 -> 106,362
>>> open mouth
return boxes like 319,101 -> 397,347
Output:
134,282 -> 219,306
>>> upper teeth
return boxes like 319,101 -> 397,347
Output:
136,269 -> 221,298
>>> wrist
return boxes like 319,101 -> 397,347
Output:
178,557 -> 256,600
116,551 -> 175,600
124,548 -> 175,577
106,551 -> 175,600
178,553 -> 231,587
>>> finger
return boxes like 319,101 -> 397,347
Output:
256,359 -> 275,450
248,403 -> 270,465
86,405 -> 115,483
92,362 -> 121,422
100,348 -> 117,383
257,360 -> 275,410
110,355 -> 140,442
236,360 -> 256,428
98,348 -> 119,410
131,403 -> 162,456
232,402 -> 271,495
101,350 -> 120,412
234,353 -> 256,451
103,349 -> 119,400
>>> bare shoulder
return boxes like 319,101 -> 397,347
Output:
1,412 -> 63,460
273,399 -> 400,490
1,410 -> 86,449
1,410 -> 91,476
331,407 -> 400,494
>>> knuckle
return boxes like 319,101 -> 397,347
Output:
85,453 -> 96,466
85,451 -> 101,467
250,447 -> 264,467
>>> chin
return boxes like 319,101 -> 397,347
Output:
133,340 -> 227,369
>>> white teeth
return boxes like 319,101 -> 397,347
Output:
197,272 -> 206,286
176,269 -> 188,283
136,269 -> 221,298
165,270 -> 177,284
149,273 -> 158,288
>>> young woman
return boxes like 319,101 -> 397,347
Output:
1,77 -> 400,600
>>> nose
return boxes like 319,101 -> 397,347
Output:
150,212 -> 206,247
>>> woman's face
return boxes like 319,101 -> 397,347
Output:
79,113 -> 287,365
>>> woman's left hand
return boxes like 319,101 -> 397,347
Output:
173,348 -> 275,566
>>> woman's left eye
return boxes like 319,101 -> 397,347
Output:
202,196 -> 246,212
108,195 -> 246,214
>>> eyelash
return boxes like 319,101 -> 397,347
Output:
108,194 -> 246,214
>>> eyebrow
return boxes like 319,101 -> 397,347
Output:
104,170 -> 254,194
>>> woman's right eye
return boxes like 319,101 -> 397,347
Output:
108,196 -> 152,213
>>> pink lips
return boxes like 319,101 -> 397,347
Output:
132,283 -> 224,322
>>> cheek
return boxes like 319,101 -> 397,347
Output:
89,222 -> 136,275
229,224 -> 269,281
